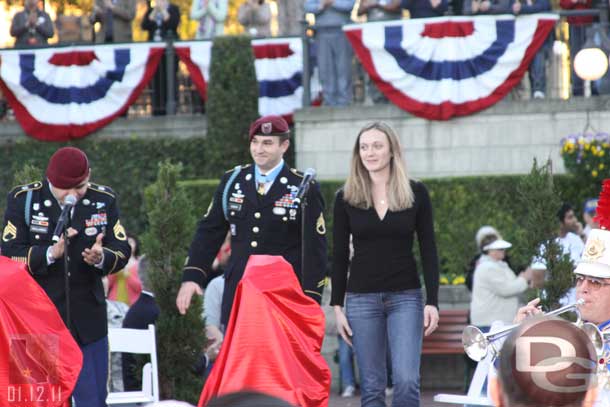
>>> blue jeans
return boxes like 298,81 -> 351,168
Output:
316,28 -> 353,107
338,335 -> 356,390
346,289 -> 423,407
529,35 -> 552,95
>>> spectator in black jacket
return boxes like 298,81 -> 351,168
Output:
401,0 -> 447,18
141,0 -> 180,115
122,256 -> 160,390
10,0 -> 54,47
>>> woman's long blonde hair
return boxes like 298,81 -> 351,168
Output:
343,122 -> 414,211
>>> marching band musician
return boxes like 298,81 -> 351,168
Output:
516,179 -> 610,406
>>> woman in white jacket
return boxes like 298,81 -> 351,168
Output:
470,236 -> 532,332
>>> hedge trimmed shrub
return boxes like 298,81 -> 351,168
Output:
205,35 -> 259,175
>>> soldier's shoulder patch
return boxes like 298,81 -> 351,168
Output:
12,181 -> 42,198
113,220 -> 127,241
3,220 -> 17,242
88,182 -> 116,198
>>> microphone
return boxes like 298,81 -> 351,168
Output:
293,168 -> 316,204
52,194 -> 77,242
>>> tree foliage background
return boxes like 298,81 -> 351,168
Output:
515,159 -> 575,311
141,161 -> 205,402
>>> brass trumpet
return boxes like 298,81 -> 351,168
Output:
462,299 -> 603,361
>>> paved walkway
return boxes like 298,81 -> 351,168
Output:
328,389 -> 463,407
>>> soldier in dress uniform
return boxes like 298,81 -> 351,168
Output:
176,115 -> 327,329
1,147 -> 131,407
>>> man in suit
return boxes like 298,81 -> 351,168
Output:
2,147 -> 131,407
176,115 -> 327,329
90,0 -> 136,43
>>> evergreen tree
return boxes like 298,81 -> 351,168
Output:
141,161 -> 206,402
516,159 -> 574,311
205,35 -> 259,176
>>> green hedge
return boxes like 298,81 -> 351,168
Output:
178,174 -> 600,280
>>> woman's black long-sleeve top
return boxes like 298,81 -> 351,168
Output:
331,180 -> 440,307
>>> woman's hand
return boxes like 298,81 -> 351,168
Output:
423,305 -> 439,336
334,305 -> 353,346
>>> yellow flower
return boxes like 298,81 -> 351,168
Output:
604,143 -> 610,148
600,150 -> 606,157
440,276 -> 449,285
600,163 -> 606,170
584,144 -> 591,151
452,276 -> 465,285
592,170 -> 599,177
578,138 -> 585,145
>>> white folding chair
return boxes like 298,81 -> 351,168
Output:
434,321 -> 509,406
106,324 -> 160,406
433,352 -> 494,406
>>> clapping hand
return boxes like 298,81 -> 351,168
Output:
82,233 -> 104,266
50,228 -> 79,259
27,11 -> 38,27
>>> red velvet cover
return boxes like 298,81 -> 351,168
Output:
199,255 -> 330,407
0,256 -> 82,407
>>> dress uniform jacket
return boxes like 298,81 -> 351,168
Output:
1,180 -> 131,345
182,163 -> 327,326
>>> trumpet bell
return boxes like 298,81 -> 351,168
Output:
462,325 -> 489,362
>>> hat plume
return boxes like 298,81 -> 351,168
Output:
594,179 -> 610,230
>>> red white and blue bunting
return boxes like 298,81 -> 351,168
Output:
0,16 -> 559,141
0,43 -> 164,141
344,14 -> 558,120
176,37 -> 305,123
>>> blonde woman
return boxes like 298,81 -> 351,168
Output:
332,122 -> 440,407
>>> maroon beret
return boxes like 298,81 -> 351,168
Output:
249,115 -> 290,141
46,147 -> 90,189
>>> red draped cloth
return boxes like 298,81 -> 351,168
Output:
0,256 -> 82,407
199,255 -> 330,407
